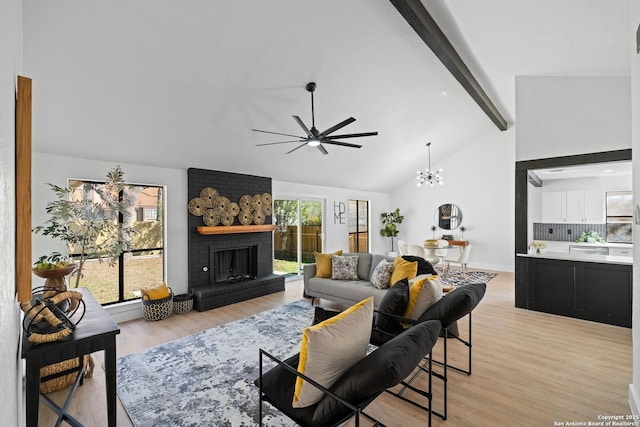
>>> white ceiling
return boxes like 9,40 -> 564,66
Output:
22,0 -> 631,192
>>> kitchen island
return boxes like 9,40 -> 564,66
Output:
516,251 -> 632,327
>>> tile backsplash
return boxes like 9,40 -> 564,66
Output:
533,223 -> 606,242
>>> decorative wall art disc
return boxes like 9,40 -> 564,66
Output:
239,211 -> 252,225
220,213 -> 234,226
261,192 -> 272,205
253,210 -> 265,225
252,194 -> 263,211
227,202 -> 240,216
239,195 -> 253,211
217,196 -> 230,211
203,208 -> 221,226
200,188 -> 219,208
188,198 -> 205,216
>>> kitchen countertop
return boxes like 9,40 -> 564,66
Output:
517,251 -> 632,266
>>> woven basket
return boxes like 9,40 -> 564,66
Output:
142,292 -> 173,321
173,292 -> 194,314
40,354 -> 95,394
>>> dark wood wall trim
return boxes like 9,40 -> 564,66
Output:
389,0 -> 508,131
16,75 -> 32,303
514,148 -> 632,308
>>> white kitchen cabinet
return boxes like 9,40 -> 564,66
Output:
566,190 -> 604,223
541,192 -> 566,223
542,190 -> 604,223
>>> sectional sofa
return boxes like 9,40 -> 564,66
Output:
302,252 -> 429,308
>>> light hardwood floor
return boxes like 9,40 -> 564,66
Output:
38,271 -> 632,426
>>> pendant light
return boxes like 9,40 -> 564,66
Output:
416,142 -> 443,187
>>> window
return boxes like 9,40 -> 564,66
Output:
144,208 -> 158,221
67,179 -> 165,305
348,200 -> 369,252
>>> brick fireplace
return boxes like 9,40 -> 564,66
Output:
187,168 -> 284,311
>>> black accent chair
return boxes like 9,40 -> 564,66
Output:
255,320 -> 442,427
371,282 -> 487,420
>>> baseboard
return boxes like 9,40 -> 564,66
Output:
106,300 -> 143,323
468,262 -> 514,273
629,384 -> 640,416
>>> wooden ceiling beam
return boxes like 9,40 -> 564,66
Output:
390,0 -> 508,131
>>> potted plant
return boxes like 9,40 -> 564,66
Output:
380,208 -> 404,252
576,230 -> 605,243
33,165 -> 135,289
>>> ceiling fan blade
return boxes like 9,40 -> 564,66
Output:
322,140 -> 362,149
327,131 -> 378,139
317,144 -> 329,155
286,143 -> 309,154
252,129 -> 305,139
256,139 -> 307,146
292,115 -> 313,137
319,117 -> 356,137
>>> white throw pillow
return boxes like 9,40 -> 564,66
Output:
370,259 -> 394,289
292,297 -> 373,408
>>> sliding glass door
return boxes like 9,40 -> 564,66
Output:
273,198 -> 323,278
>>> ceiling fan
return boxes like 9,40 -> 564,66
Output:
253,82 -> 378,155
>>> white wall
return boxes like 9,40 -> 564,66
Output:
271,181 -> 390,253
515,76 -> 631,161
1,0 -> 23,424
629,2 -> 640,416
389,127 -> 516,272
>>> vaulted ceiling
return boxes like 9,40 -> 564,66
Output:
23,0 -> 631,192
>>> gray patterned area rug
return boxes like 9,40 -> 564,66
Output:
438,269 -> 497,287
116,300 -> 315,427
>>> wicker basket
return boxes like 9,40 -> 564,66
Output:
142,292 -> 173,321
173,292 -> 194,314
40,354 -> 95,393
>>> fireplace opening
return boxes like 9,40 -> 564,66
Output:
211,246 -> 258,284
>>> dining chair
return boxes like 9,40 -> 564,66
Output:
397,239 -> 408,255
443,245 -> 472,277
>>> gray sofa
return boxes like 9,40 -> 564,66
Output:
303,252 -> 427,308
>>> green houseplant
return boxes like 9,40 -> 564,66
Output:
33,165 -> 135,288
576,230 -> 605,243
380,208 -> 404,252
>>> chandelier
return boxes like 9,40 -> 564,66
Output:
417,142 -> 443,187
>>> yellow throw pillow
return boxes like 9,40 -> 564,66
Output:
293,297 -> 373,408
404,275 -> 443,320
314,250 -> 343,278
390,257 -> 418,285
141,282 -> 170,300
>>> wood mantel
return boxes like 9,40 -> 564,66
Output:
196,224 -> 276,235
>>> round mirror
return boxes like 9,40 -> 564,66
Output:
435,204 -> 463,230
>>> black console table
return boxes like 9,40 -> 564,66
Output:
22,288 -> 120,426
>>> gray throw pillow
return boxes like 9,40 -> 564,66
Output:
370,259 -> 394,289
331,255 -> 359,280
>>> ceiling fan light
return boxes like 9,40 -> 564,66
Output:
308,139 -> 321,147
